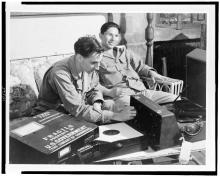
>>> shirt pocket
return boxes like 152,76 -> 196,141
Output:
101,60 -> 118,73
99,64 -> 123,87
105,58 -> 127,73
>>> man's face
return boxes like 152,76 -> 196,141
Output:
99,27 -> 121,49
81,52 -> 103,73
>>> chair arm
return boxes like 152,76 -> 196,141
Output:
142,76 -> 184,95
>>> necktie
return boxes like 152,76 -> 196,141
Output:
113,47 -> 119,63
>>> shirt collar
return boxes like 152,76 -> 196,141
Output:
103,45 -> 126,59
68,55 -> 81,80
103,48 -> 115,59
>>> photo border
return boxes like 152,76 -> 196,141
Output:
1,1 -> 218,175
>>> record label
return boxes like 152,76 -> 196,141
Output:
103,129 -> 120,136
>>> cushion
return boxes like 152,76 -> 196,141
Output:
33,60 -> 51,91
31,55 -> 66,90
10,60 -> 39,96
9,54 -> 71,119
10,80 -> 37,120
10,61 -> 39,120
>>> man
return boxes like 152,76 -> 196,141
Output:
98,22 -> 178,110
33,36 -> 136,123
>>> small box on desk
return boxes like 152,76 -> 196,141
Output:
10,110 -> 98,164
129,94 -> 181,150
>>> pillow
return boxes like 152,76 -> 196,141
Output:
10,82 -> 37,120
10,60 -> 39,96
10,61 -> 38,120
33,61 -> 51,91
31,55 -> 64,91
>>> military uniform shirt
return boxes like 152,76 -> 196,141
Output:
36,55 -> 110,123
99,45 -> 155,91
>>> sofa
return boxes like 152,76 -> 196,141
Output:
10,53 -> 73,120
10,52 -> 183,120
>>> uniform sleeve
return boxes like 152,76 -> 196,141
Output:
127,50 -> 156,78
85,71 -> 104,105
85,88 -> 104,105
51,70 -> 109,123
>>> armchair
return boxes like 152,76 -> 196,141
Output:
143,76 -> 184,96
144,56 -> 184,96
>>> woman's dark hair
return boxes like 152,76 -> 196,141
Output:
100,22 -> 121,34
74,36 -> 104,58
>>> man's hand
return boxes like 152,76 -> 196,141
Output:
147,70 -> 165,89
148,70 -> 165,83
112,106 -> 136,122
93,101 -> 102,112
109,87 -> 127,98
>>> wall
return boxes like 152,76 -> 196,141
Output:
10,12 -> 202,61
10,13 -> 107,60
110,13 -> 201,62
111,13 -> 201,41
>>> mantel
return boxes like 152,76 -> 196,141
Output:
154,26 -> 201,42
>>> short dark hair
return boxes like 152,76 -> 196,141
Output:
100,22 -> 121,34
74,36 -> 104,57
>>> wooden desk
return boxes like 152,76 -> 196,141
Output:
151,150 -> 205,165
110,150 -> 205,165
95,119 -> 206,165
95,140 -> 206,165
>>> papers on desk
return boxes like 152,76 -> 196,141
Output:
95,140 -> 206,162
95,122 -> 143,143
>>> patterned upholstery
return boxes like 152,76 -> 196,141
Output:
10,60 -> 39,96
10,82 -> 37,120
9,55 -> 66,120
32,59 -> 52,91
